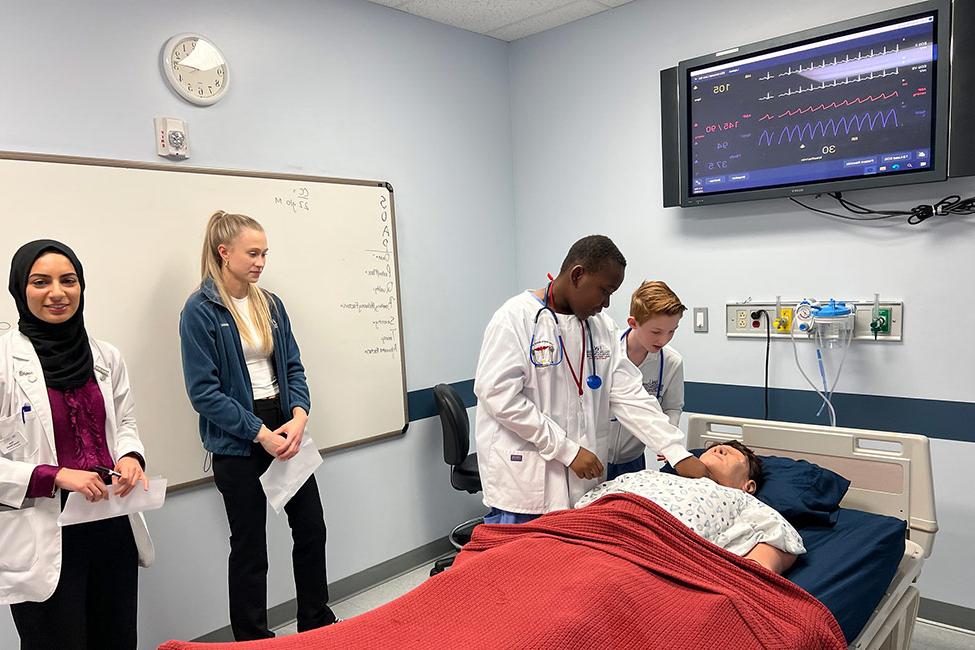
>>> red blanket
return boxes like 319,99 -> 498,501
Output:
159,493 -> 845,650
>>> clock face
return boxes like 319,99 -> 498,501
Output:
162,34 -> 229,106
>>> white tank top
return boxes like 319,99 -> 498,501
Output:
231,296 -> 279,400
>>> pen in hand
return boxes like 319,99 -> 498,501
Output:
93,465 -> 122,479
94,463 -> 150,497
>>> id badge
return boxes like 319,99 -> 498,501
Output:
94,364 -> 110,382
0,429 -> 27,455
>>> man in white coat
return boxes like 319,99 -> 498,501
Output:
473,235 -> 708,524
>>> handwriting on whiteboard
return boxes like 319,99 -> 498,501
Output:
335,191 -> 401,357
273,186 -> 311,212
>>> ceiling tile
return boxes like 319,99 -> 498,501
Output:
488,0 -> 605,41
363,0 -> 635,40
395,0 -> 577,34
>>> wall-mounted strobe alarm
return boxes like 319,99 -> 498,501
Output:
155,117 -> 189,159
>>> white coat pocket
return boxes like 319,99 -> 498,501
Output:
491,447 -> 546,510
0,411 -> 32,462
0,509 -> 39,572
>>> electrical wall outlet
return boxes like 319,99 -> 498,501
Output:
736,309 -> 747,330
728,306 -> 774,334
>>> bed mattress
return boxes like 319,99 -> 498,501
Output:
789,508 -> 908,641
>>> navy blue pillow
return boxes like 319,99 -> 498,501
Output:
756,455 -> 850,526
660,449 -> 851,526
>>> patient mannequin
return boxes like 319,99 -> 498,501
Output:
575,441 -> 802,575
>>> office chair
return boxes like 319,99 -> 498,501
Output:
430,383 -> 483,576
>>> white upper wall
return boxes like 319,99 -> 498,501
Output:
508,0 -> 975,403
1,0 -> 517,388
508,0 -> 975,610
0,0 -> 508,645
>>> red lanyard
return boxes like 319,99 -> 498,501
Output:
560,321 -> 587,397
548,281 -> 586,397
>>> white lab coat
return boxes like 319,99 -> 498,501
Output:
607,332 -> 685,464
0,331 -> 154,605
474,291 -> 692,514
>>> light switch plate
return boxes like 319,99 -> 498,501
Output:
693,307 -> 708,333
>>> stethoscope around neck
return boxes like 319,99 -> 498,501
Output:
529,281 -> 602,393
621,327 -> 665,399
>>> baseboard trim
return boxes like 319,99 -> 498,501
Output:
193,536 -> 453,642
919,597 -> 975,632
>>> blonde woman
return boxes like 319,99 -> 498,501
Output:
179,212 -> 337,640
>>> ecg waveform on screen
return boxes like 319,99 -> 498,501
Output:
761,68 -> 902,101
773,44 -> 902,78
758,91 -> 899,121
758,109 -> 899,146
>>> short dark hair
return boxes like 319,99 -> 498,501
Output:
560,235 -> 626,274
706,440 -> 764,491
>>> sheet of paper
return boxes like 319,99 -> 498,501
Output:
58,478 -> 168,526
260,435 -> 323,514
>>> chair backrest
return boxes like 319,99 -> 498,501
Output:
433,383 -> 469,466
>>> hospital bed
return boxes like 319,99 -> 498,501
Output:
685,413 -> 938,650
159,415 -> 937,650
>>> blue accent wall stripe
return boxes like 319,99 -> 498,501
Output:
407,379 -> 475,422
684,382 -> 975,443
406,379 -> 975,444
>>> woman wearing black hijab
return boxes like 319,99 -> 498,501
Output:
0,240 -> 153,650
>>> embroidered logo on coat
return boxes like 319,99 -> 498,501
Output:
588,345 -> 611,361
530,340 -> 557,366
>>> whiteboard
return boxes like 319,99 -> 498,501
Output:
0,152 -> 407,489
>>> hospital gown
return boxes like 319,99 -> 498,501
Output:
574,471 -> 805,556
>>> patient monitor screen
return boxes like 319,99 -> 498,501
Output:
687,13 -> 938,196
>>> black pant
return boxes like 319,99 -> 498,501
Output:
10,512 -> 138,650
212,399 -> 335,641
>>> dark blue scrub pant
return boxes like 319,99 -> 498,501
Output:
606,454 -> 648,481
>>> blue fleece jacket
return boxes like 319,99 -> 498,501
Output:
179,279 -> 311,456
